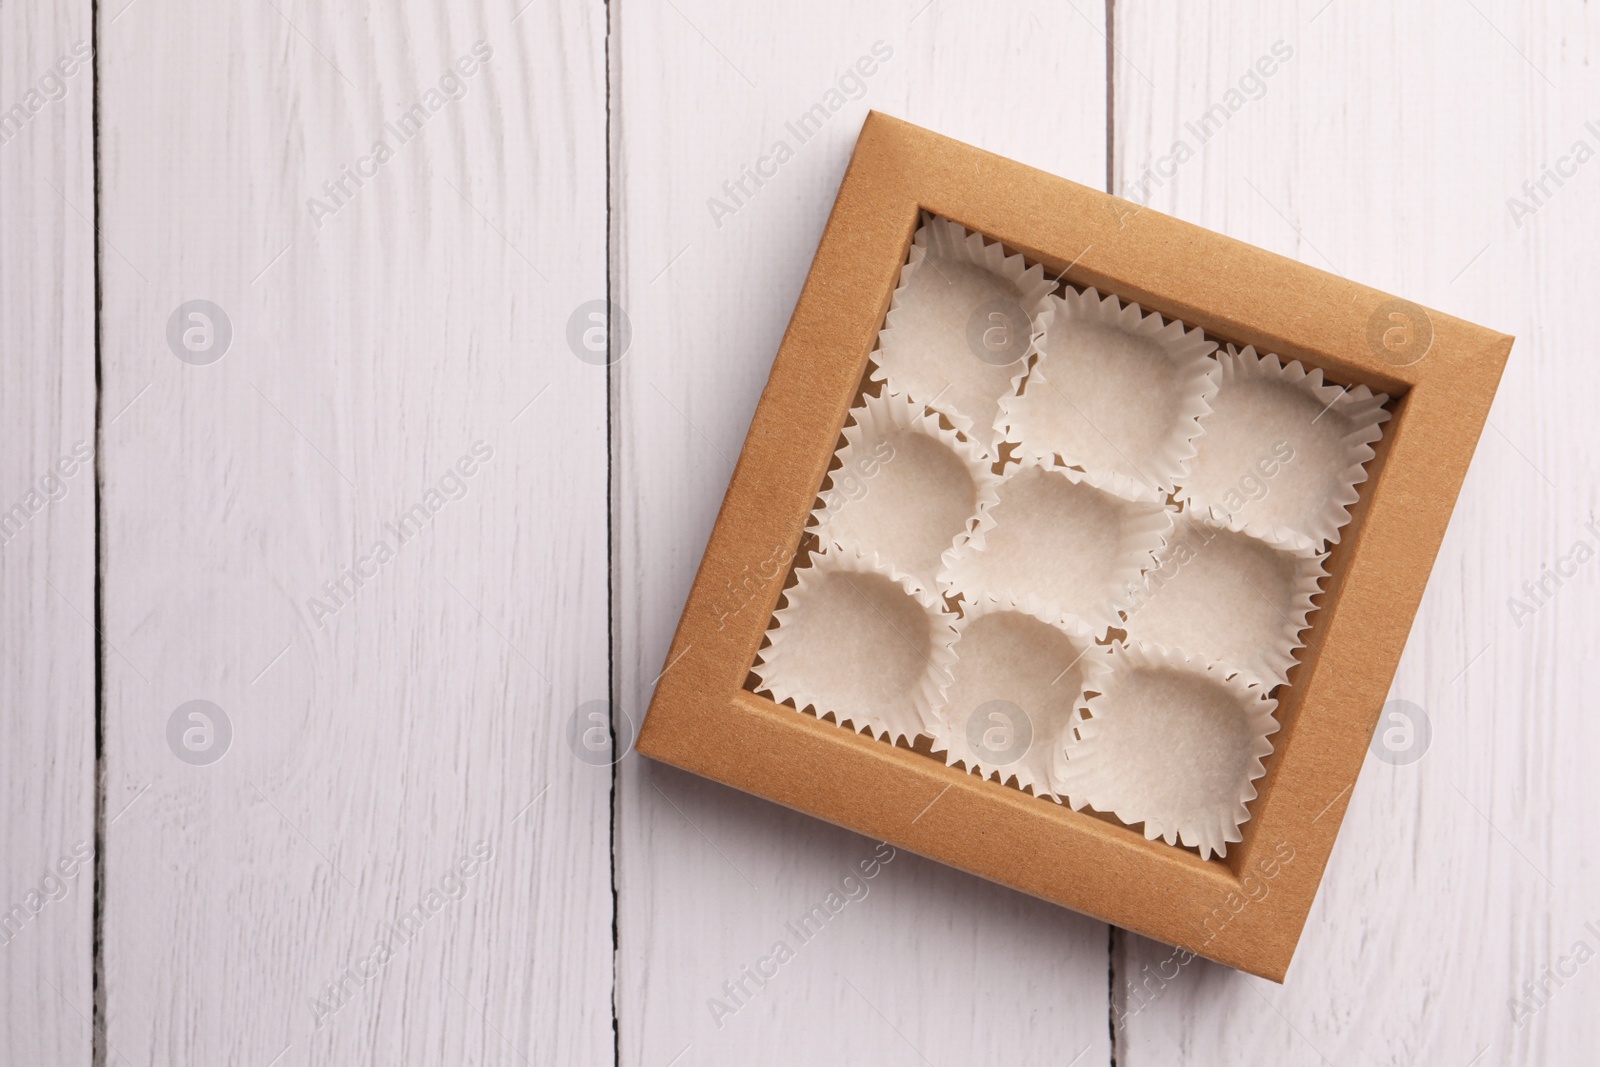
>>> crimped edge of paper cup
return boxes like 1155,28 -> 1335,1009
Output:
1057,642 -> 1279,860
751,547 -> 957,745
1178,345 -> 1391,550
997,286 -> 1219,491
937,456 -> 1173,633
811,391 -> 1002,587
925,594 -> 1114,801
869,213 -> 1056,452
1122,510 -> 1328,690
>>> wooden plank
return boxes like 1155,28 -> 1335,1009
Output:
96,2 -> 612,1063
1114,1 -> 1600,1062
0,5 -> 96,1064
614,3 -> 1113,1062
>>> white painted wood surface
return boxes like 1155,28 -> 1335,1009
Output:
93,1 -> 611,1064
5,0 -> 1597,1063
0,2 -> 95,1064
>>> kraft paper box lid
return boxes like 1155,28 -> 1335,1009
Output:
636,111 -> 1513,981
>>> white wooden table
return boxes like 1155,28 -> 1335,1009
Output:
4,1 -> 1595,1063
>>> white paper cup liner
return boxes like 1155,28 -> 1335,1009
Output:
751,548 -> 957,745
938,457 -> 1173,635
1058,642 -> 1279,860
998,286 -> 1218,493
927,597 -> 1112,801
1119,512 -> 1327,689
811,392 -> 1001,592
871,214 -> 1056,456
1176,345 -> 1390,550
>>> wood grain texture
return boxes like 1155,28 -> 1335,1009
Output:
0,2 -> 96,1063
5,0 -> 1594,1062
95,2 -> 611,1064
1113,2 -> 1600,1063
613,2 -> 1113,1063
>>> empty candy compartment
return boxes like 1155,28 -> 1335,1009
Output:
929,599 -> 1109,801
811,392 -> 999,592
939,458 -> 1173,634
752,549 -> 956,745
1121,514 -> 1327,688
999,286 -> 1217,492
1178,346 -> 1389,549
1060,643 -> 1279,860
872,215 -> 1055,454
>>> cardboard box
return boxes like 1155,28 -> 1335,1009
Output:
636,111 -> 1513,981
